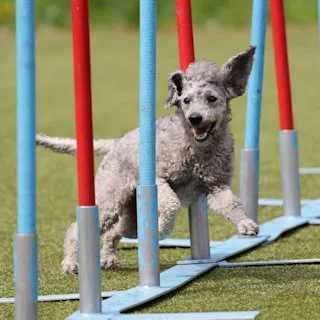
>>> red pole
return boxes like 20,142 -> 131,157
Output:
175,0 -> 195,71
71,0 -> 95,206
175,0 -> 211,261
270,0 -> 294,130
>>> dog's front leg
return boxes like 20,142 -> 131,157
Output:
157,178 -> 182,240
206,186 -> 259,235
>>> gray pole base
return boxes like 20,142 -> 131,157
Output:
14,233 -> 38,320
188,195 -> 210,260
240,149 -> 259,222
137,185 -> 160,287
279,130 -> 301,217
77,206 -> 101,314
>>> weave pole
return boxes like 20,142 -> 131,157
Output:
240,0 -> 268,222
175,0 -> 210,261
15,0 -> 38,318
71,0 -> 101,313
137,0 -> 160,287
270,0 -> 301,218
175,0 -> 195,70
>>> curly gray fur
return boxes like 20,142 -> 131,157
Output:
37,46 -> 259,274
36,133 -> 115,156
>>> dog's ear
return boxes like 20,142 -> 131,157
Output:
164,71 -> 184,109
220,46 -> 256,99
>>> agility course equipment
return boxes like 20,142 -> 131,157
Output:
136,0 -> 159,287
71,0 -> 101,314
240,0 -> 320,244
240,0 -> 302,224
239,0 -> 306,240
15,0 -> 38,318
121,0 -> 320,282
68,0 -> 261,318
11,0 -> 320,319
240,0 -> 267,222
269,0 -> 301,219
176,0 -> 211,261
257,0 -> 320,204
12,0 -> 259,318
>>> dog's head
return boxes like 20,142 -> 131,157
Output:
165,46 -> 255,144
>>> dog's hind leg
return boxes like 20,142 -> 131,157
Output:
61,222 -> 79,274
100,230 -> 121,269
99,194 -> 136,270
157,179 -> 181,240
61,200 -> 120,274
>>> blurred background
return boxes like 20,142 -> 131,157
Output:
0,0 -> 318,30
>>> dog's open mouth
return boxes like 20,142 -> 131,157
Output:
193,121 -> 217,142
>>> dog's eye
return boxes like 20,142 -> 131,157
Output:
208,96 -> 217,103
183,97 -> 190,104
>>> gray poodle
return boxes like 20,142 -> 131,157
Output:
37,46 -> 259,274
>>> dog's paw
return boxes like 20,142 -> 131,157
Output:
61,259 -> 78,275
158,230 -> 170,241
101,256 -> 121,270
158,218 -> 176,240
237,218 -> 259,236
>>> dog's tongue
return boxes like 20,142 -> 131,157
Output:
195,124 -> 211,135
194,124 -> 213,141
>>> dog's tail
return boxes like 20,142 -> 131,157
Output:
36,133 -> 115,156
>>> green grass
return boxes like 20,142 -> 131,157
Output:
0,26 -> 320,319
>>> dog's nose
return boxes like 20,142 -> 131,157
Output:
189,113 -> 203,126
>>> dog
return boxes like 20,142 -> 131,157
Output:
36,46 -> 259,274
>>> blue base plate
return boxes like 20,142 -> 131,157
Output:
66,200 -> 320,319
177,235 -> 268,265
309,219 -> 320,225
258,198 -> 312,206
67,263 -> 260,319
100,263 -> 217,314
67,263 -> 259,319
68,311 -> 260,320
301,199 -> 320,218
299,167 -> 320,174
259,216 -> 308,244
117,311 -> 261,320
120,238 -> 221,248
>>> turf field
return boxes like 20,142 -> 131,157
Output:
0,26 -> 319,319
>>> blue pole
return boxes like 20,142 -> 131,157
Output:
137,0 -> 160,287
15,0 -> 38,318
240,0 -> 267,222
139,0 -> 156,186
244,0 -> 268,150
16,0 -> 36,235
